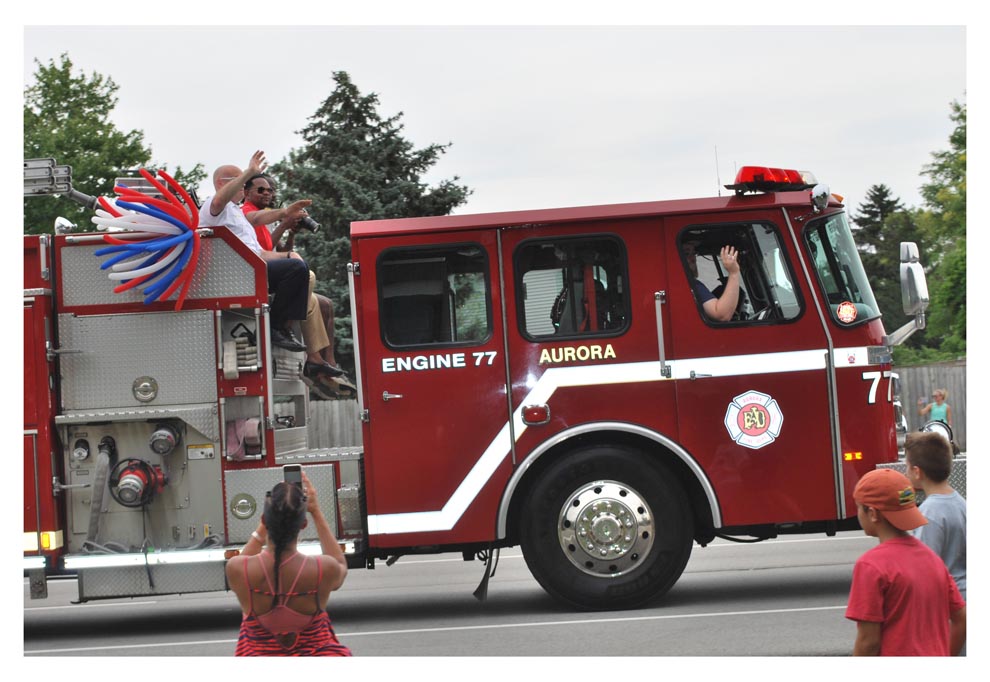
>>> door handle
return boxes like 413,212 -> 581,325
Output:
383,391 -> 404,402
654,291 -> 671,378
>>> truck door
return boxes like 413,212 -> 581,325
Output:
666,215 -> 840,526
356,229 -> 509,547
498,222 -> 673,447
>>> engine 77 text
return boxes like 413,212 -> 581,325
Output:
382,351 -> 498,373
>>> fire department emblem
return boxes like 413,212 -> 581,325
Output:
837,301 -> 858,324
724,390 -> 784,450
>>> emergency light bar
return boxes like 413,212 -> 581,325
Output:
725,166 -> 817,194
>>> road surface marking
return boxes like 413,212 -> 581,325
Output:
24,604 -> 847,654
25,600 -> 158,611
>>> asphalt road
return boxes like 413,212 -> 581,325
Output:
24,531 -> 875,657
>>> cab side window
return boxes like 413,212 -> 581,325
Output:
515,236 -> 629,339
679,223 -> 802,324
378,244 -> 491,348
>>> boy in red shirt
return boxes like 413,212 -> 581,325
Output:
846,468 -> 966,655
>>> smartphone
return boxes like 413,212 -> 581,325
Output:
283,464 -> 302,488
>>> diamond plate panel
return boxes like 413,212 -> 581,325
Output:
224,464 -> 337,544
56,403 -> 220,441
60,237 -> 257,307
337,484 -> 363,536
78,562 -> 227,600
59,309 -> 217,409
876,458 -> 967,502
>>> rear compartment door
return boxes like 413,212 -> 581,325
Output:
356,229 -> 510,547
24,236 -> 64,562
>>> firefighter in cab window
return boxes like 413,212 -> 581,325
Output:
684,241 -> 740,321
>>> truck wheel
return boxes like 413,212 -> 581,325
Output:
520,445 -> 693,610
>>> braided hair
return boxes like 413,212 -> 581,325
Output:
263,482 -> 307,595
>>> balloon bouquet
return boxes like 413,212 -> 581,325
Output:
91,169 -> 201,311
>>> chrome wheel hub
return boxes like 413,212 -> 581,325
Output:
558,480 -> 655,577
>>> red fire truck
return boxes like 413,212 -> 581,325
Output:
23,162 -> 929,610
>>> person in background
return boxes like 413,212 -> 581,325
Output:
845,469 -> 965,656
919,388 -> 952,426
226,471 -> 350,656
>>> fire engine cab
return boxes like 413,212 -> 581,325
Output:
23,162 -> 929,610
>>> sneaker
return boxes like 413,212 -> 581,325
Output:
271,328 -> 305,352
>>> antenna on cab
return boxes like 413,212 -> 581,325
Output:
715,145 -> 721,197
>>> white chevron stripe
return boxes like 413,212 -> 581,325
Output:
367,346 -> 873,535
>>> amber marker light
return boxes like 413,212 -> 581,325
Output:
522,405 -> 551,425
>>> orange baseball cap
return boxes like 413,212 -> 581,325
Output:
853,469 -> 927,531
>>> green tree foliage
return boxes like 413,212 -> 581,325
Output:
916,100 -> 966,357
270,71 -> 472,371
24,54 -> 204,235
852,185 -> 914,330
851,101 -> 966,365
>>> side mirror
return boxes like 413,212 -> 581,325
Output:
899,242 -> 929,316
886,242 -> 929,347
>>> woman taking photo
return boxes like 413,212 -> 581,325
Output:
226,470 -> 351,656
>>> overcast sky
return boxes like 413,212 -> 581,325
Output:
21,23 -> 968,219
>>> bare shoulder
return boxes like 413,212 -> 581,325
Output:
225,554 -> 248,582
318,554 -> 348,591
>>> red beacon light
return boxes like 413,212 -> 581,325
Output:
725,166 -> 817,194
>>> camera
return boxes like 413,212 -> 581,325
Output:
298,216 -> 321,232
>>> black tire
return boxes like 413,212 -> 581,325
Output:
519,444 -> 693,610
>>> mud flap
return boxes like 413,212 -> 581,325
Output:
28,568 -> 48,599
472,546 -> 500,602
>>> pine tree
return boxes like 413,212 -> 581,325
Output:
852,184 -> 904,248
270,71 -> 472,372
851,185 -> 917,332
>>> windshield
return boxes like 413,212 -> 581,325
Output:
804,212 -> 880,326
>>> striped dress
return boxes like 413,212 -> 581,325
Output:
235,553 -> 351,656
